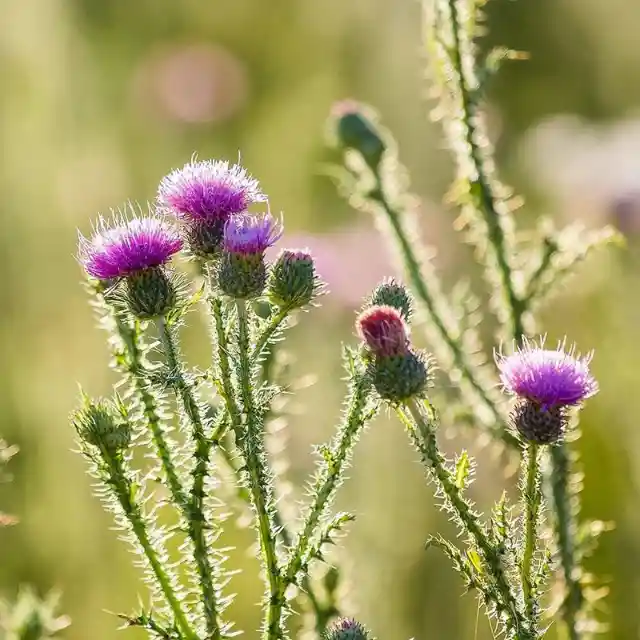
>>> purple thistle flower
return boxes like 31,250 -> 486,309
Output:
78,215 -> 183,280
497,339 -> 598,408
158,158 -> 266,223
324,617 -> 371,640
223,212 -> 283,255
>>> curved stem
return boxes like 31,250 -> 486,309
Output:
403,398 -> 532,638
520,443 -> 541,625
252,305 -> 292,364
439,0 -> 526,342
157,316 -> 221,640
281,376 -> 374,599
106,452 -> 197,640
368,176 -> 518,450
235,300 -> 283,640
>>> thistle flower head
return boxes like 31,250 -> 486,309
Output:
158,158 -> 266,223
78,214 -> 182,281
268,248 -> 319,308
356,305 -> 409,357
497,339 -> 598,408
72,396 -> 132,453
324,617 -> 372,640
223,212 -> 283,255
367,277 -> 413,321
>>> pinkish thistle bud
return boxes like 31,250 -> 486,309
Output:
356,305 -> 430,403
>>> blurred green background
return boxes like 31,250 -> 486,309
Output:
2,0 -> 640,638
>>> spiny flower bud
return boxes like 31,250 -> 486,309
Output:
497,338 -> 598,444
323,617 -> 372,640
511,400 -> 568,445
356,305 -> 430,403
124,267 -> 178,319
78,215 -> 182,318
218,212 -> 283,299
367,277 -> 413,321
357,305 -> 409,357
158,158 -> 266,258
268,248 -> 318,309
330,100 -> 387,172
72,397 -> 132,453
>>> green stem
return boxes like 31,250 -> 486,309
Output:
549,444 -> 581,640
114,312 -> 187,510
520,443 -> 541,626
157,316 -> 221,640
252,305 -> 291,364
235,300 -> 283,640
280,376 -> 373,599
368,175 -> 518,450
437,0 -> 526,342
105,451 -> 197,640
403,398 -> 531,638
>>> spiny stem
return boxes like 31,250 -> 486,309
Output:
549,444 -> 581,640
520,443 -> 541,627
110,307 -> 187,509
252,305 -> 292,364
436,0 -> 526,342
403,398 -> 531,638
157,315 -> 221,640
281,375 -> 374,597
104,451 -> 197,640
235,300 -> 283,640
368,173 -> 518,450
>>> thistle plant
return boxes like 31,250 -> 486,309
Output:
323,0 -> 617,638
67,3 -> 619,639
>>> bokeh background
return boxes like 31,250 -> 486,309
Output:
2,0 -> 640,638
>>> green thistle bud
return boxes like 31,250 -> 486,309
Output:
218,251 -> 267,299
268,249 -> 317,309
369,351 -> 430,403
72,397 -> 132,453
367,278 -> 413,321
330,100 -> 387,172
511,399 -> 568,445
124,267 -> 177,319
324,617 -> 372,640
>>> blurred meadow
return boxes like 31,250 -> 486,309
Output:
2,0 -> 640,638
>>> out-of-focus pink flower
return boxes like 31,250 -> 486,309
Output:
132,43 -> 249,124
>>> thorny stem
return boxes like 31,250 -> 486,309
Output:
104,451 -> 197,640
433,1 -> 584,633
368,173 -> 519,450
549,444 -> 581,640
280,376 -> 374,606
403,398 -> 532,639
235,300 -> 283,640
521,443 -> 541,627
107,304 -> 187,509
157,316 -> 221,640
437,0 -> 526,342
252,305 -> 292,364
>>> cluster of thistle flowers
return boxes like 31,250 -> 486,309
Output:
357,296 -> 598,446
78,159 -> 316,317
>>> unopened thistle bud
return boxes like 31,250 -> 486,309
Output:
356,305 -> 430,403
497,339 -> 598,444
72,397 -> 132,453
78,215 -> 182,318
367,277 -> 413,321
158,158 -> 266,258
330,100 -> 387,172
218,212 -> 283,299
323,617 -> 372,640
268,248 -> 318,309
